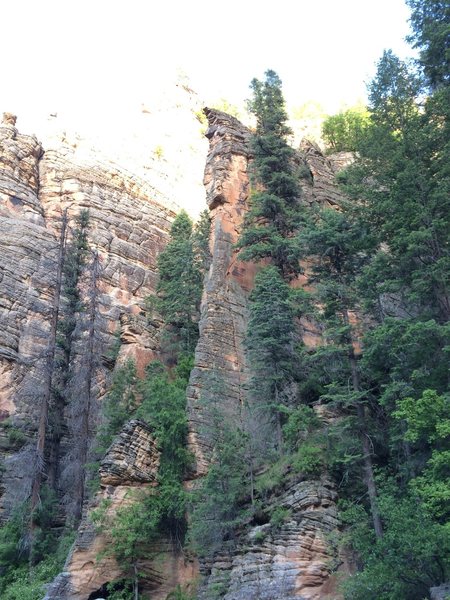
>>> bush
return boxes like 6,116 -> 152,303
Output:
292,443 -> 325,477
270,506 -> 291,529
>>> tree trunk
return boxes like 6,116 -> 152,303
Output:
343,308 -> 383,540
133,561 -> 139,600
30,210 -> 68,558
274,384 -> 283,455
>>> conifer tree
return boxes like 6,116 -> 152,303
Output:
345,50 -> 449,322
300,207 -> 383,538
245,265 -> 296,452
237,70 -> 303,280
72,249 -> 99,524
156,210 -> 204,355
30,210 -> 68,561
48,210 -> 89,490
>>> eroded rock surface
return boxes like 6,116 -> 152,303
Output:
45,419 -> 196,600
99,419 -> 160,485
1,108 -> 352,599
199,478 -> 342,600
0,115 -> 177,516
186,109 -> 255,474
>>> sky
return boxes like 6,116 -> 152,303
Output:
2,0 -> 415,128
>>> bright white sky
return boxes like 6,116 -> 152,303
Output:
2,0 -> 414,126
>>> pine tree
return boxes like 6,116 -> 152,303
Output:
407,0 -> 450,89
155,211 -> 203,355
237,70 -> 303,280
344,50 -> 449,322
300,207 -> 383,538
48,210 -> 89,490
245,265 -> 296,452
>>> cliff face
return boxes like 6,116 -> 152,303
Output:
1,108 -> 350,599
0,112 -> 175,516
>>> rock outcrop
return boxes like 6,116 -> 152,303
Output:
45,419 -> 197,600
99,419 -> 160,486
187,109 -> 254,474
187,109 -> 350,598
199,477 -> 342,600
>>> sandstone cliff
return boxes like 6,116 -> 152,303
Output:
0,110 -> 176,515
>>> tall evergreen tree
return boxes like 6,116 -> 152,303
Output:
237,70 -> 303,280
245,265 -> 296,451
48,210 -> 89,491
299,207 -> 383,538
407,0 -> 450,89
345,50 -> 449,322
155,210 -> 205,356
30,210 -> 68,562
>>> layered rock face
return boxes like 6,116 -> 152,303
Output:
45,419 -> 197,600
0,112 -> 175,516
199,477 -> 341,600
187,108 -> 254,474
1,106 -> 351,598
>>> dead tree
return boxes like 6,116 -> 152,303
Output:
47,211 -> 89,492
73,250 -> 100,524
30,209 -> 68,557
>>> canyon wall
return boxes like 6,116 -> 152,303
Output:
0,110 -> 175,515
1,108 -> 351,599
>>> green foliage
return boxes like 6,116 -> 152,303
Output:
210,98 -> 243,119
269,506 -> 291,529
0,506 -> 27,577
394,389 -> 450,444
343,50 -> 450,322
322,105 -> 369,152
137,360 -> 191,537
93,490 -> 161,565
252,529 -> 267,544
340,485 -> 449,599
96,358 -> 138,456
282,405 -> 321,451
56,209 -> 90,365
192,209 -> 212,275
238,70 -> 303,279
189,418 -> 251,556
406,0 -> 450,89
91,356 -> 192,592
394,390 -> 450,520
291,442 -> 325,477
318,9 -> 450,591
155,211 -> 206,355
254,457 -> 290,497
7,427 -> 27,448
245,266 -> 297,440
362,320 -> 449,408
0,512 -> 75,600
166,584 -> 197,599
